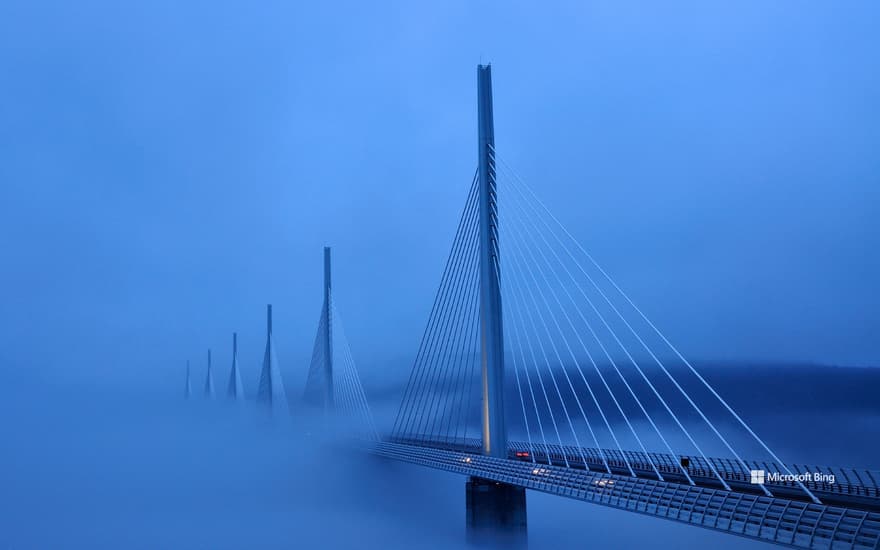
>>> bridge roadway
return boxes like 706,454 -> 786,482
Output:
370,439 -> 880,549
390,436 -> 880,513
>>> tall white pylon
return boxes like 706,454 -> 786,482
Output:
184,360 -> 192,399
227,332 -> 244,399
476,64 -> 507,458
204,349 -> 215,398
257,304 -> 288,414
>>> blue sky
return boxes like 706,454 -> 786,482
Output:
1,1 -> 878,391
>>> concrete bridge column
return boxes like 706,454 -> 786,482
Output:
466,477 -> 527,548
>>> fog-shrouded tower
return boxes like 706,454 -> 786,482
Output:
204,349 -> 215,398
257,304 -> 288,414
323,246 -> 334,411
184,360 -> 192,399
227,332 -> 244,400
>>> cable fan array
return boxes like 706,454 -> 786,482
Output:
304,291 -> 379,441
391,150 -> 817,503
392,172 -> 483,446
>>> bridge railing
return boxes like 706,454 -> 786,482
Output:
389,435 -> 880,500
375,440 -> 880,550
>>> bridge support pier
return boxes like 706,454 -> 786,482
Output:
465,477 -> 527,548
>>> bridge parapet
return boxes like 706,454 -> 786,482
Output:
373,440 -> 880,550
389,435 -> 880,510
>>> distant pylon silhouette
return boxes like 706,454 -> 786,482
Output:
184,360 -> 192,399
204,349 -> 215,398
257,304 -> 288,414
227,332 -> 244,399
303,247 -> 334,410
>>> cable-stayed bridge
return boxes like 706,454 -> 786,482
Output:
193,65 -> 880,549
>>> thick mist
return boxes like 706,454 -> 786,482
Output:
0,373 -> 785,549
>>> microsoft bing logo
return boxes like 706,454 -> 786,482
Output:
750,470 -> 766,485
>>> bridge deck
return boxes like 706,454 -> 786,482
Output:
371,441 -> 880,550
390,436 -> 880,512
